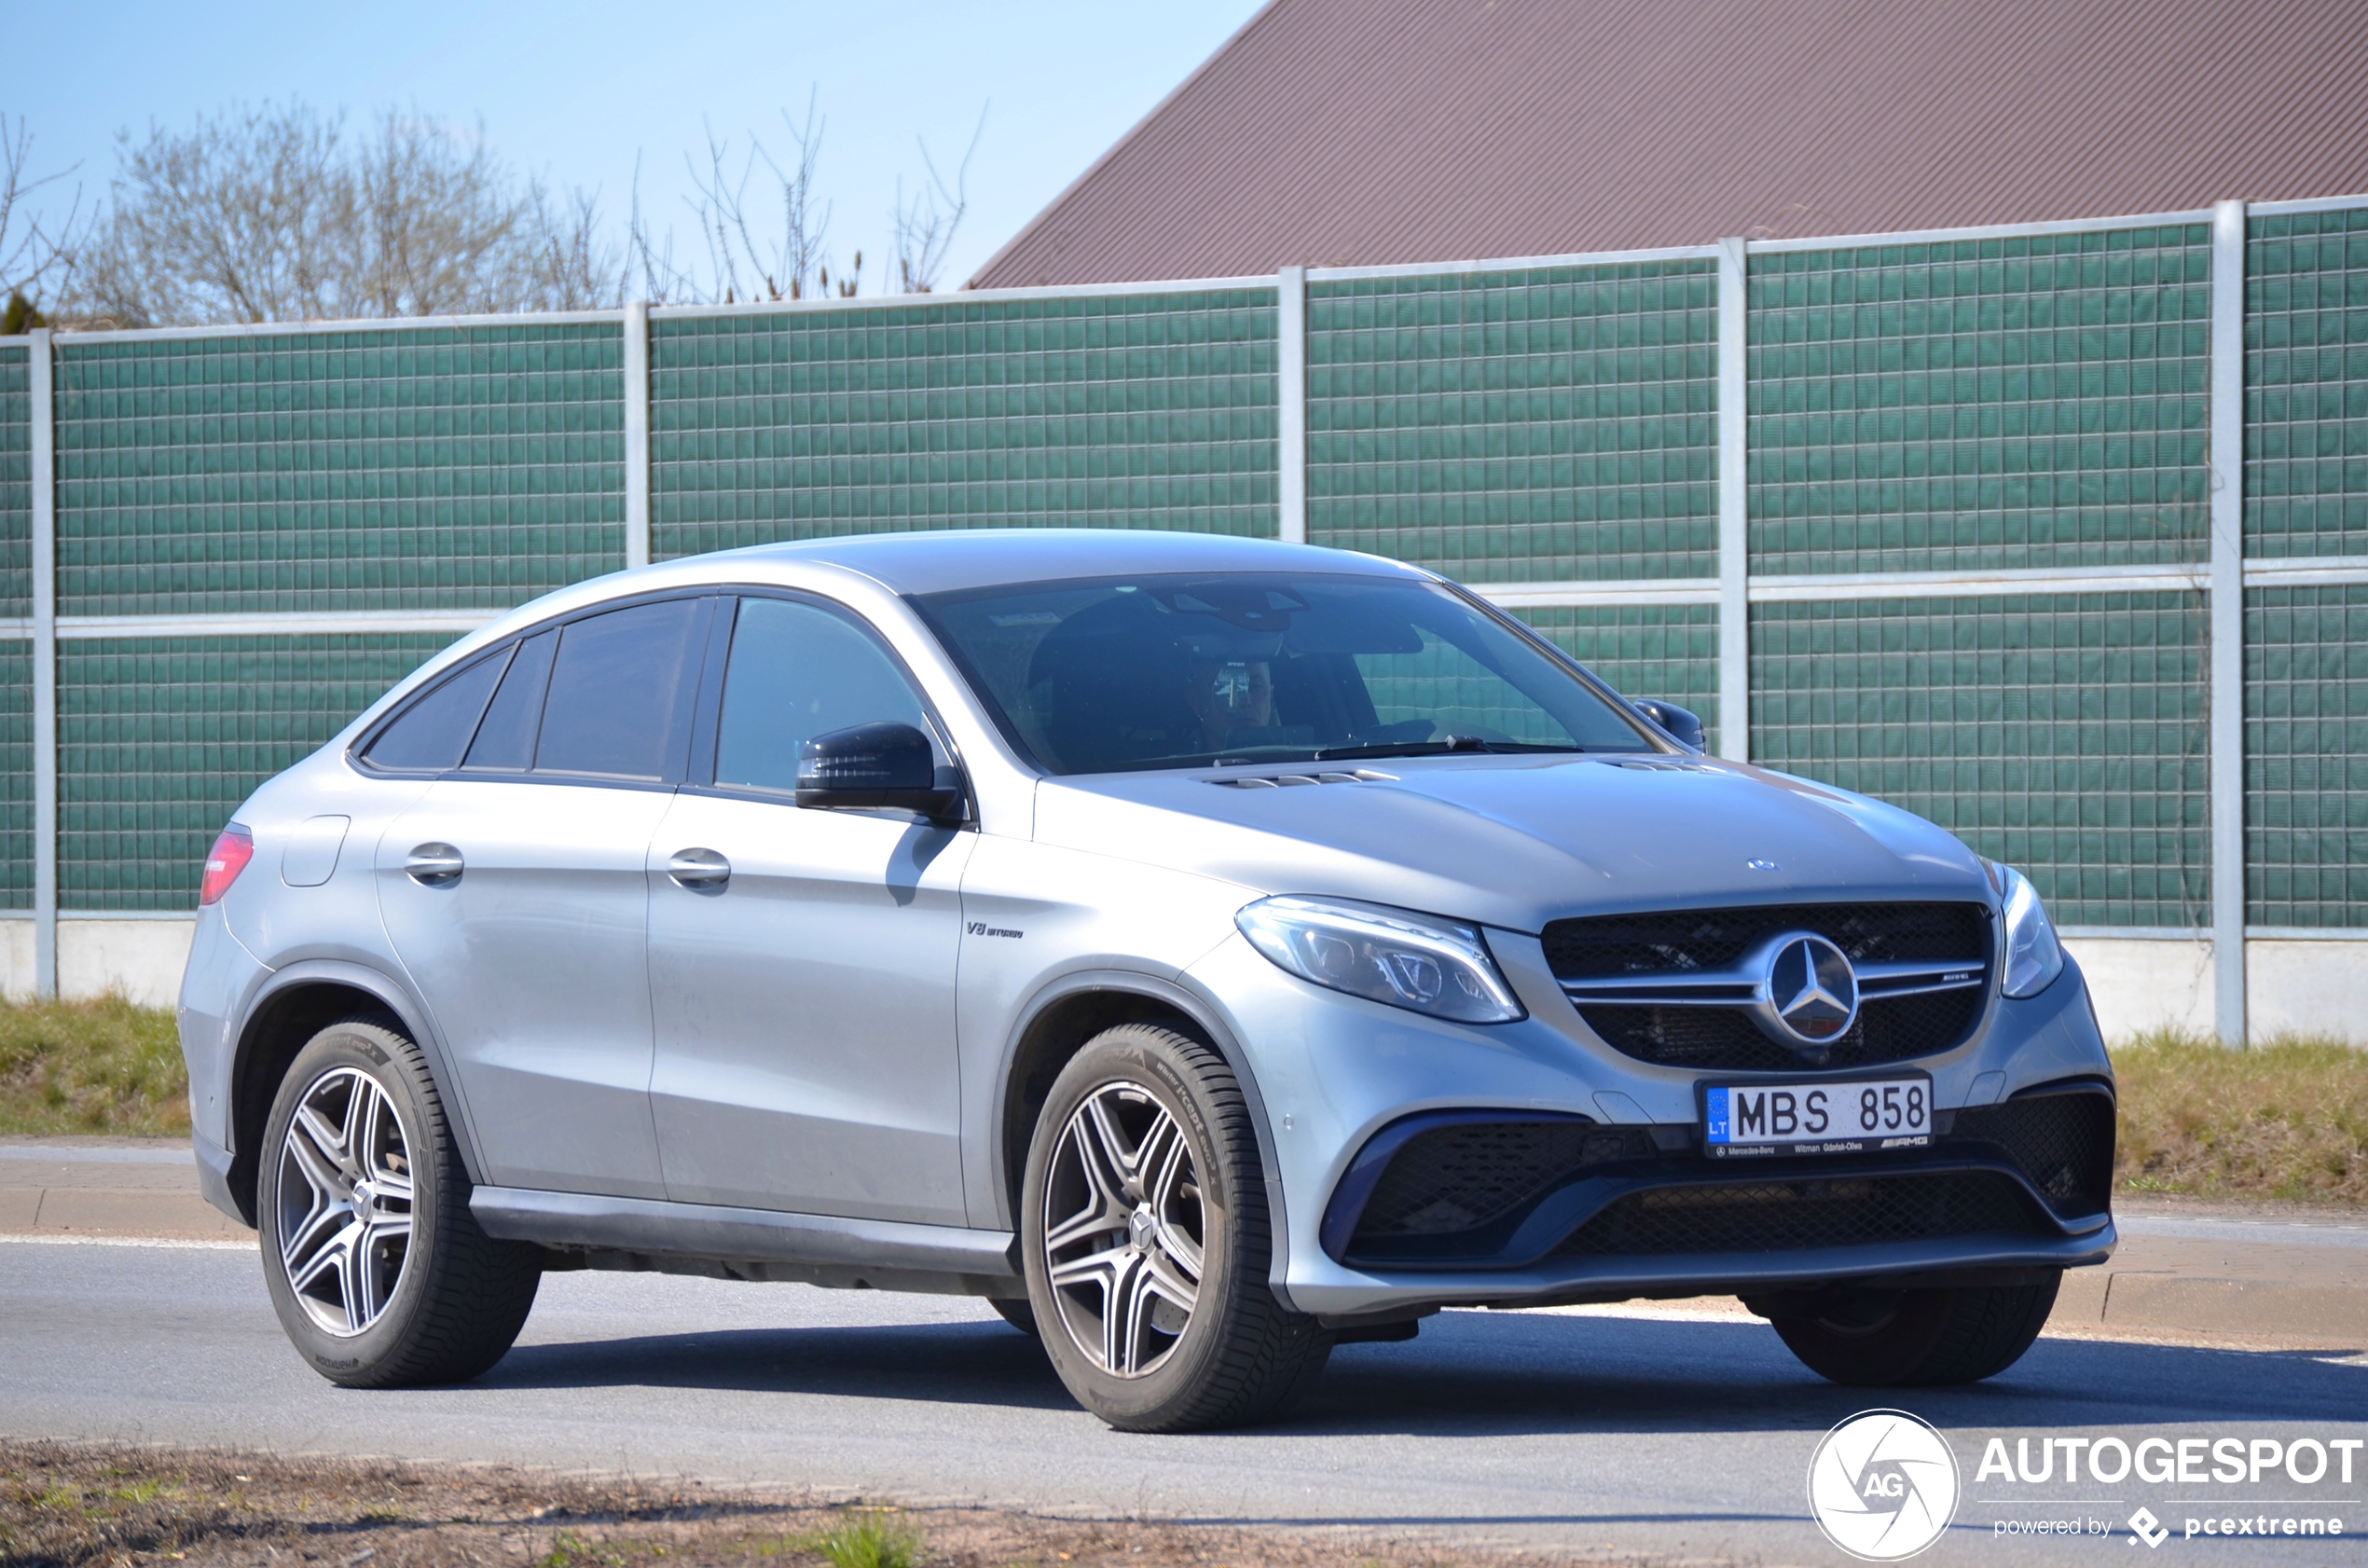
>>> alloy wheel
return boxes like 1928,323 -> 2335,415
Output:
275,1066 -> 416,1336
1040,1081 -> 1206,1377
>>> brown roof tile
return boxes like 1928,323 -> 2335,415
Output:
971,0 -> 2368,288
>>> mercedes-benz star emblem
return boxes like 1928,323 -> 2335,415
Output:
1755,932 -> 1859,1048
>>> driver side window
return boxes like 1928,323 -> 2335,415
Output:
712,597 -> 931,794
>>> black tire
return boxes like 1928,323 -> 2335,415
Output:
989,1297 -> 1041,1337
1771,1272 -> 2061,1386
1021,1023 -> 1330,1432
256,1017 -> 543,1387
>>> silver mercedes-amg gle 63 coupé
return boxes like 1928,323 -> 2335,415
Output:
179,530 -> 2113,1431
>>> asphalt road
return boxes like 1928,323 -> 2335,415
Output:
6,1236 -> 2366,1566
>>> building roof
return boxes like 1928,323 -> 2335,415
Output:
971,0 -> 2368,288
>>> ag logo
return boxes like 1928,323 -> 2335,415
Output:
1808,1409 -> 1960,1561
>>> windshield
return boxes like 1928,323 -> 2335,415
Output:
913,571 -> 1656,776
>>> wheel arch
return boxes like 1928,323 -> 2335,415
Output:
227,960 -> 478,1226
994,970 -> 1298,1311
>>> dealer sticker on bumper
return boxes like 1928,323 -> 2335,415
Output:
1702,1075 -> 1932,1158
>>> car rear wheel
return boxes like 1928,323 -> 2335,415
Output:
1769,1272 -> 2061,1386
257,1017 -> 543,1387
1020,1023 -> 1330,1432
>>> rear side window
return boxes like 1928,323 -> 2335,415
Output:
462,630 -> 558,773
533,598 -> 706,779
713,598 -> 930,794
362,650 -> 510,773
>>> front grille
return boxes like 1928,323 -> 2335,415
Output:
1545,901 -> 1990,979
1547,901 -> 1992,1071
1553,1171 -> 2036,1259
1951,1089 -> 2115,1218
1576,989 -> 1986,1071
1352,1121 -> 1655,1245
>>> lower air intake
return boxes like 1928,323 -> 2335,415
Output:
1950,1089 -> 2115,1218
1552,1171 -> 2038,1259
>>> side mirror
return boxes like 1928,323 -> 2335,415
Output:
1631,698 -> 1705,751
797,722 -> 964,819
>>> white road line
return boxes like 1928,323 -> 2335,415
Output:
0,1232 -> 251,1250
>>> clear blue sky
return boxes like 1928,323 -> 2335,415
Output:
0,1 -> 1265,294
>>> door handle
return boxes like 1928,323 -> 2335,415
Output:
406,843 -> 464,887
668,847 -> 730,892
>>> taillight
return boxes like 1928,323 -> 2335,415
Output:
200,824 -> 255,906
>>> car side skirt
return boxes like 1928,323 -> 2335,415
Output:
470,1186 -> 1021,1297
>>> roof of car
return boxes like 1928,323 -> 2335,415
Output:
700,528 -> 1431,597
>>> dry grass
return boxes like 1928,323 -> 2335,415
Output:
0,996 -> 188,1136
2111,1027 -> 2368,1204
0,1440 -> 1657,1568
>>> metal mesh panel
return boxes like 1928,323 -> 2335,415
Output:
2246,207 -> 2368,558
648,291 -> 1277,557
2246,585 -> 2368,927
54,324 -> 625,616
59,635 -> 459,910
1750,594 -> 2209,928
1307,260 -> 1717,583
1512,604 -> 1719,731
0,343 -> 30,621
1749,227 -> 2213,575
0,644 -> 30,910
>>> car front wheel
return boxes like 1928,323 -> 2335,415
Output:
1020,1023 -> 1329,1431
1769,1272 -> 2061,1386
257,1017 -> 543,1387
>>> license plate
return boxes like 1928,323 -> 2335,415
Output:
1701,1076 -> 1932,1158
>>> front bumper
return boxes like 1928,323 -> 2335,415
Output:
1290,1226 -> 2115,1317
1183,930 -> 2114,1318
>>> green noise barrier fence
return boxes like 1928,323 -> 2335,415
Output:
1,196 -> 2361,1043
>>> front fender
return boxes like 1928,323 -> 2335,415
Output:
968,964 -> 1301,1314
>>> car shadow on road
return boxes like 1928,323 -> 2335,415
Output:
1273,1313 -> 2368,1438
478,1306 -> 2368,1438
484,1317 -> 1081,1411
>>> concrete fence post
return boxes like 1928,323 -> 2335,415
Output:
1715,238 -> 1750,762
1275,266 -> 1307,545
624,299 -> 652,571
28,328 -> 55,999
2208,199 -> 2248,1047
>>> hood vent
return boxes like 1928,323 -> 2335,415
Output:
1207,769 -> 1396,789
1608,758 -> 1721,774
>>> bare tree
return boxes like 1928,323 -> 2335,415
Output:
890,105 -> 986,295
0,115 -> 89,325
682,91 -> 842,303
72,100 -> 619,327
622,152 -> 697,306
520,184 -> 622,312
351,109 -> 541,316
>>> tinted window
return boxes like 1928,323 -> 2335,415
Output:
916,573 -> 1652,775
534,598 -> 705,779
714,598 -> 930,793
462,630 -> 557,772
363,651 -> 508,772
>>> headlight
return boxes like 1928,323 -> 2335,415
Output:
1235,896 -> 1524,1024
1990,862 -> 2064,999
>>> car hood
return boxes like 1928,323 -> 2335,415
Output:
1031,754 -> 1994,932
